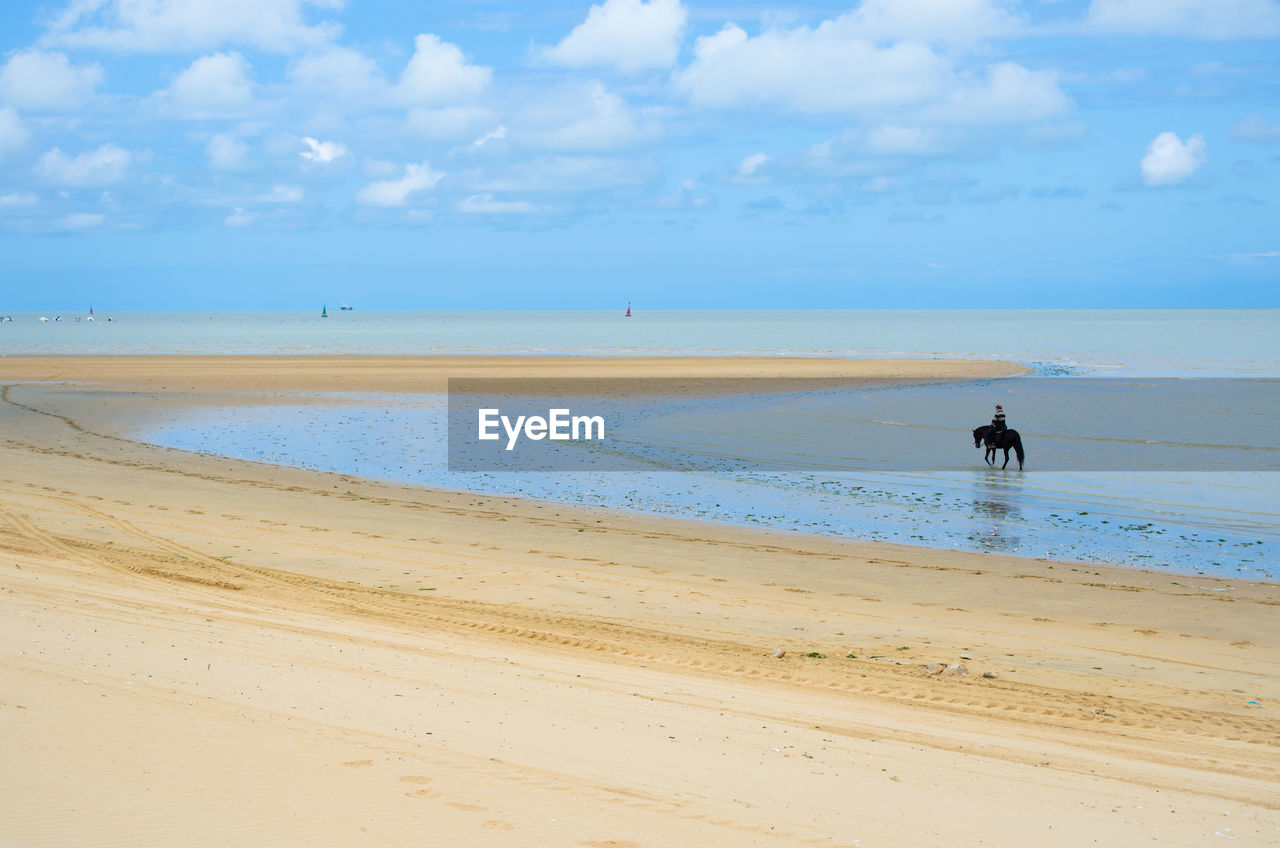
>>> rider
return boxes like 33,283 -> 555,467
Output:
991,404 -> 1007,437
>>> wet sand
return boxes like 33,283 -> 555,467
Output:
1,356 -> 1277,847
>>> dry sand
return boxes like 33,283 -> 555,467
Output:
1,356 -> 1277,847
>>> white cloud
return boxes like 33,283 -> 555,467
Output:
35,143 -> 133,186
1230,114 -> 1280,142
675,22 -> 948,113
471,125 -> 507,148
397,34 -> 491,105
458,193 -> 550,215
157,52 -> 254,117
541,0 -> 687,74
57,212 -> 106,230
864,125 -> 936,154
0,49 -> 102,110
657,178 -> 714,209
462,156 -> 648,192
300,136 -> 346,163
927,63 -> 1070,124
844,0 -> 1021,44
258,184 -> 304,202
0,107 -> 30,159
1140,132 -> 1206,186
355,161 -> 443,206
1086,0 -> 1280,39
674,18 -> 1070,125
42,0 -> 343,53
225,207 -> 256,227
289,47 -> 386,102
517,81 -> 649,150
804,124 -> 943,164
206,132 -> 250,169
732,152 -> 771,183
362,159 -> 398,178
286,36 -> 488,109
1190,61 -> 1239,76
1018,120 -> 1087,146
0,190 -> 39,207
793,132 -> 934,176
406,106 -> 496,140
861,176 -> 900,193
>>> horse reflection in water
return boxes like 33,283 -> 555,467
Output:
971,476 -> 1023,551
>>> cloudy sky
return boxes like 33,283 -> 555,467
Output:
1,0 -> 1278,308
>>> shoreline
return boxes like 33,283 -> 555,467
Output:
7,354 -> 1273,583
2,356 -> 1277,846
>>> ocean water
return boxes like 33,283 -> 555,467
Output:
3,308 -> 1279,376
7,309 -> 1277,579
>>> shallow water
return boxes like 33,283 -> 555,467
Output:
142,394 -> 1279,581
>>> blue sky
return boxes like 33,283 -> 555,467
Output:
0,0 -> 1278,309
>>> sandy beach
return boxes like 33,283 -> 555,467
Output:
1,356 -> 1277,847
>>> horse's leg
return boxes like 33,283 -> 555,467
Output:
1001,448 -> 1010,469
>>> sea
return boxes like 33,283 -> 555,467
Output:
4,309 -> 1277,580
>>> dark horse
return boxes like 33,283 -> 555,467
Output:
972,425 -> 1026,470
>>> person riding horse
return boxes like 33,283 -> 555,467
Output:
973,404 -> 1024,469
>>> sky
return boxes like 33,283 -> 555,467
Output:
0,0 -> 1278,309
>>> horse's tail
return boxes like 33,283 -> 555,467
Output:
1013,432 -> 1025,464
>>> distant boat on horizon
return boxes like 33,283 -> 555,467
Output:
340,303 -> 353,311
321,305 -> 328,318
625,302 -> 631,317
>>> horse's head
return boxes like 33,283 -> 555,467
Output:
972,428 -> 984,448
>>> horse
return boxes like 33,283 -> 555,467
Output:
972,425 -> 1025,470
